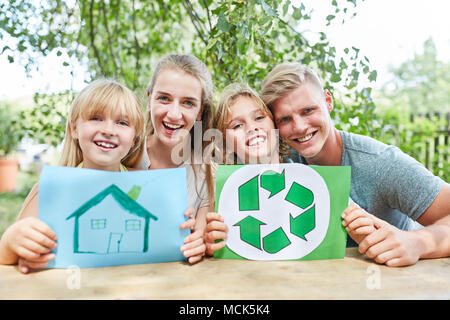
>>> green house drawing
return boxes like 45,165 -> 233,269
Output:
66,184 -> 158,254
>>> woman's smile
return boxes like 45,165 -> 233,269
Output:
149,68 -> 203,148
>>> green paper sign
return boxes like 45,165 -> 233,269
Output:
214,163 -> 351,261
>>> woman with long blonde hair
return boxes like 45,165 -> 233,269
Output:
140,54 -> 216,263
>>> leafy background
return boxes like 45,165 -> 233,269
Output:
0,0 -> 448,235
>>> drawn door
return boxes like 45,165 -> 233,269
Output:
107,233 -> 123,253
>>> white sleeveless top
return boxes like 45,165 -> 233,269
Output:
137,147 -> 211,216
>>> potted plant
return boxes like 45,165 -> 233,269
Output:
0,102 -> 24,193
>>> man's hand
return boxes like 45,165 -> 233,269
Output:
358,215 -> 423,267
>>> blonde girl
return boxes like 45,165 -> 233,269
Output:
59,79 -> 145,170
213,82 -> 289,165
204,83 -> 290,254
0,79 -> 198,272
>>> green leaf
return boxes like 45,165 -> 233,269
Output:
206,38 -> 218,51
261,21 -> 272,35
237,37 -> 247,53
368,70 -> 377,82
242,23 -> 249,39
217,13 -> 231,32
282,2 -> 290,16
292,7 -> 302,20
261,0 -> 278,17
217,42 -> 224,59
330,73 -> 341,83
301,56 -> 311,65
1,46 -> 10,54
362,87 -> 372,99
339,59 -> 348,69
260,15 -> 271,25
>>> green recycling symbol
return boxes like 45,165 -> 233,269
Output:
234,169 -> 316,254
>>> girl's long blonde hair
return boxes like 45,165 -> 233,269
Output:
59,79 -> 145,168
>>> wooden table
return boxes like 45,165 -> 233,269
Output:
0,248 -> 449,300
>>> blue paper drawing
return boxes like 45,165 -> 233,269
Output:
66,184 -> 158,254
38,165 -> 189,269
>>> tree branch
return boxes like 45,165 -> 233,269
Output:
182,0 -> 208,45
101,0 -> 119,79
131,0 -> 141,89
277,16 -> 302,35
113,0 -> 121,44
202,0 -> 213,31
89,0 -> 106,75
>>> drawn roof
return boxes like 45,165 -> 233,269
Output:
66,184 -> 158,221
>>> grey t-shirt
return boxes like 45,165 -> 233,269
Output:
289,131 -> 444,244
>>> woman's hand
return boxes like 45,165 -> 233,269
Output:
341,203 -> 377,244
180,207 -> 206,264
204,212 -> 228,256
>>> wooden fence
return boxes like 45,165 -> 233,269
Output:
409,112 -> 449,179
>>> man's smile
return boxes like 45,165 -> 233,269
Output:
292,131 -> 316,144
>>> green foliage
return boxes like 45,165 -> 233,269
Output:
0,170 -> 39,237
333,86 -> 380,137
375,107 -> 449,181
19,91 -> 71,147
374,38 -> 450,181
2,2 -> 446,187
0,101 -> 25,157
0,192 -> 23,237
1,0 -> 378,143
382,38 -> 450,114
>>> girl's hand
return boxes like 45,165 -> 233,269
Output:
341,203 -> 377,244
180,207 -> 206,264
204,212 -> 228,256
4,217 -> 57,265
17,254 -> 55,274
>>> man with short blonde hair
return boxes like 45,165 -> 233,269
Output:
261,62 -> 450,267
262,63 -> 324,107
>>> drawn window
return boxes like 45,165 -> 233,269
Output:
126,219 -> 141,231
91,219 -> 106,230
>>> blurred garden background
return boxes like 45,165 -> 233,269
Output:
0,0 -> 449,237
